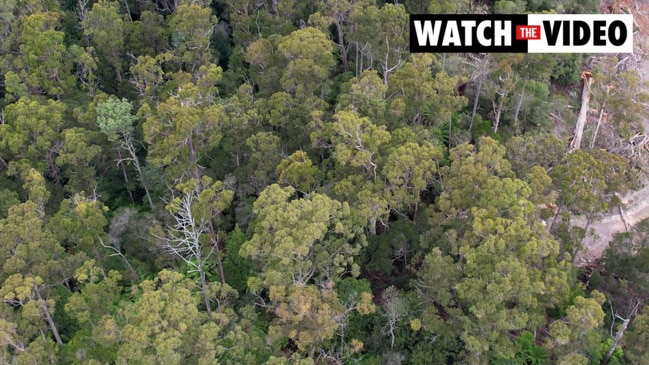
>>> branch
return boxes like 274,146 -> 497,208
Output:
97,235 -> 140,283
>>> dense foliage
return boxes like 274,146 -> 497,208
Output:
0,0 -> 648,363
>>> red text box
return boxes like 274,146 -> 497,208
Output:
516,25 -> 541,40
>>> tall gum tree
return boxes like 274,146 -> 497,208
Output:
168,4 -> 217,72
141,64 -> 224,183
96,96 -> 154,209
417,137 -> 575,363
240,184 -> 366,289
5,11 -> 76,99
82,0 -> 124,83
277,27 -> 336,98
0,96 -> 66,182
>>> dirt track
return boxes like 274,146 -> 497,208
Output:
574,184 -> 649,264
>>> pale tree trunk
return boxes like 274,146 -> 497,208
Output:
334,17 -> 348,71
549,205 -> 563,232
368,217 -> 376,236
98,235 -> 140,283
207,222 -> 226,285
116,149 -> 135,204
198,263 -> 211,314
35,288 -> 63,345
513,79 -> 527,132
470,77 -> 484,131
570,72 -> 594,152
188,136 -> 202,183
590,103 -> 606,149
161,193 -> 212,314
492,94 -> 506,133
121,0 -> 133,22
123,136 -> 154,209
602,300 -> 642,365
470,54 -> 491,131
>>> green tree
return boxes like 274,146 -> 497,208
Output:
276,150 -> 324,194
245,35 -> 286,97
129,54 -> 166,100
6,12 -> 75,98
624,306 -> 649,364
123,10 -> 167,57
83,1 -> 125,83
348,3 -> 409,82
387,54 -> 466,126
550,149 -> 631,240
268,282 -> 375,359
244,131 -> 282,195
169,4 -> 217,72
277,27 -> 336,98
48,193 -> 108,264
505,132 -> 565,176
142,64 -> 224,182
97,96 -> 154,208
63,260 -> 123,363
380,137 -> 442,214
222,225 -> 252,292
337,70 -> 388,124
91,269 -> 243,364
0,96 -> 65,181
328,110 -> 391,179
417,137 -> 574,363
546,291 -> 606,363
312,0 -> 353,71
0,196 -> 88,354
241,184 -> 366,289
55,128 -> 101,194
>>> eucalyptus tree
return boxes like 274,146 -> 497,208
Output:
97,96 -> 154,208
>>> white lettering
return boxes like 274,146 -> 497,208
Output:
442,21 -> 461,46
461,20 -> 476,46
494,20 -> 511,46
477,21 -> 490,46
414,20 -> 443,46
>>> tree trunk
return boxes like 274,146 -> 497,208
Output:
513,79 -> 527,133
549,205 -> 563,232
368,216 -> 377,236
590,103 -> 606,149
97,235 -> 140,283
470,76 -> 484,131
601,300 -> 641,365
125,139 -> 154,209
470,55 -> 490,131
121,0 -> 133,22
188,136 -> 202,183
334,18 -> 348,71
570,72 -> 594,152
207,222 -> 226,286
492,94 -> 506,133
35,288 -> 63,345
199,267 -> 212,314
116,149 -> 135,204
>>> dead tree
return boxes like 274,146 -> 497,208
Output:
602,299 -> 642,365
569,71 -> 595,152
159,192 -> 213,314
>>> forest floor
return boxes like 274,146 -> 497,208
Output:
574,0 -> 649,265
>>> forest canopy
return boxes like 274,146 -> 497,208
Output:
1,0 -> 649,364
